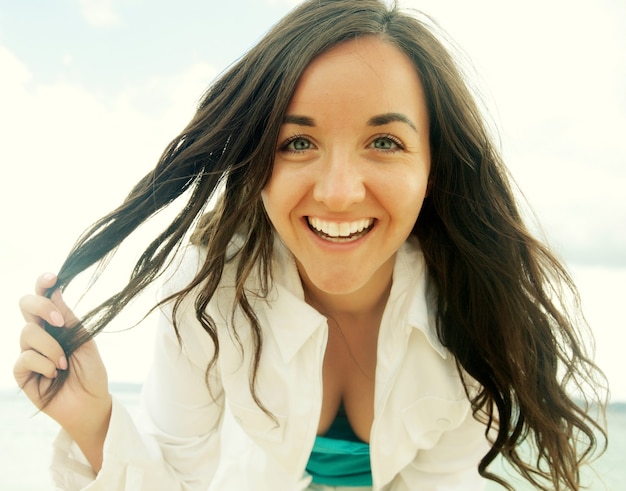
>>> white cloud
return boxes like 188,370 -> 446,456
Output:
263,0 -> 301,6
77,0 -> 121,27
61,53 -> 74,66
0,45 -> 31,86
115,61 -> 217,119
0,49 -> 217,261
399,0 -> 626,267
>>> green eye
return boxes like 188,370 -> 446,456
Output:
286,137 -> 311,151
372,135 -> 402,151
374,138 -> 394,149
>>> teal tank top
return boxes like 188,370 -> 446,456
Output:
305,407 -> 373,486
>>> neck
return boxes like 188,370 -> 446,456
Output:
300,255 -> 395,320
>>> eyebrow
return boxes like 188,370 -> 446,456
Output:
283,114 -> 316,126
367,113 -> 417,131
282,112 -> 417,131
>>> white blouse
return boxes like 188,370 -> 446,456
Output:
50,236 -> 489,490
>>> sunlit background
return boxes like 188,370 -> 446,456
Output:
1,0 -> 624,407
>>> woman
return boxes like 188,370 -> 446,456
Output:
14,1 -> 607,490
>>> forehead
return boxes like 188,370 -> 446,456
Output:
286,36 -> 427,118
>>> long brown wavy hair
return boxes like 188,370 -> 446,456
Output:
39,1 -> 607,489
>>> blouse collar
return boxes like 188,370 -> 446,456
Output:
260,235 -> 447,363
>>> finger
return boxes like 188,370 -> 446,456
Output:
33,272 -> 79,326
19,294 -> 66,327
35,272 -> 58,297
19,323 -> 68,370
14,349 -> 59,385
49,290 -> 79,327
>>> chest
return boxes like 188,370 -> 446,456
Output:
317,316 -> 380,443
216,305 -> 476,485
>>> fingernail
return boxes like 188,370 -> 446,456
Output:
43,272 -> 56,283
50,311 -> 64,327
58,356 -> 68,371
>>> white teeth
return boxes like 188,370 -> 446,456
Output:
308,217 -> 374,238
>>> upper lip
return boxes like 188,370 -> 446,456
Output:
307,216 -> 375,237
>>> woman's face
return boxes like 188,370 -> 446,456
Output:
262,36 -> 431,305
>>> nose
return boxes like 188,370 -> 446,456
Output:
313,151 -> 366,211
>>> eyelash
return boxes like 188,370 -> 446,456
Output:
371,134 -> 404,151
279,134 -> 313,154
277,133 -> 406,154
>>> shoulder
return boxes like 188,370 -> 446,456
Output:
161,232 -> 247,295
160,244 -> 208,298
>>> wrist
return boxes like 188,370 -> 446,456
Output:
66,395 -> 113,472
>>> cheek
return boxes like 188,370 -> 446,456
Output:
261,177 -> 295,230
385,169 -> 429,214
262,164 -> 310,219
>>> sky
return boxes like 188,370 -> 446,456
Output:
0,0 -> 624,402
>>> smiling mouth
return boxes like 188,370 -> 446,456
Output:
307,217 -> 375,242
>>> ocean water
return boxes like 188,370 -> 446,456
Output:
0,386 -> 623,490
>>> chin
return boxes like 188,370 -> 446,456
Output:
308,275 -> 368,296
